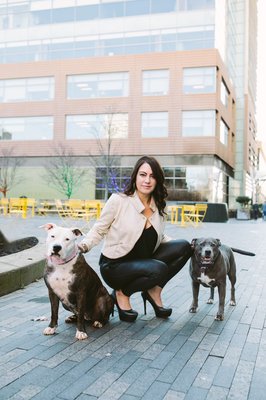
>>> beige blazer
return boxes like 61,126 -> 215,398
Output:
80,192 -> 171,259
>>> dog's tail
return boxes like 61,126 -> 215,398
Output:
231,248 -> 255,256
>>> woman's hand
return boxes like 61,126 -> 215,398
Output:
78,242 -> 89,253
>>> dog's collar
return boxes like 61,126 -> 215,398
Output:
47,250 -> 79,266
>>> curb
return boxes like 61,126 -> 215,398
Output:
0,243 -> 46,297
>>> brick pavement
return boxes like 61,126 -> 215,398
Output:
0,215 -> 265,399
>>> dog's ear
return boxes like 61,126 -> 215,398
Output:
72,228 -> 83,237
191,238 -> 197,249
216,239 -> 221,246
39,223 -> 56,231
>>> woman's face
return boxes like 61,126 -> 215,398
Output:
135,162 -> 157,197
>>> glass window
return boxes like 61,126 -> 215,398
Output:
66,113 -> 128,140
141,112 -> 168,138
182,110 -> 216,136
31,9 -> 51,25
220,119 -> 228,145
0,116 -> 53,141
76,4 -> 99,21
177,26 -> 214,50
183,66 -> 216,94
100,2 -> 124,18
51,7 -> 74,23
221,79 -> 229,107
95,166 -> 132,200
125,0 -> 149,16
67,72 -> 128,99
163,166 -> 187,191
151,0 -> 176,13
186,0 -> 215,10
0,77 -> 54,102
142,69 -> 169,96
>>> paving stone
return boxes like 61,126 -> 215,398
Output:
158,340 -> 198,383
227,360 -> 254,400
163,390 -> 185,400
126,368 -> 162,397
141,381 -> 170,400
83,371 -> 121,397
183,386 -> 208,400
171,349 -> 209,391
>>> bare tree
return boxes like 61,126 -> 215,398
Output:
43,145 -> 89,199
87,109 -> 128,201
0,147 -> 24,197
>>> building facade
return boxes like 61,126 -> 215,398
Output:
0,0 -> 258,205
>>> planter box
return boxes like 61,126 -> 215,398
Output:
237,209 -> 250,220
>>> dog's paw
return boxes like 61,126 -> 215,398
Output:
75,330 -> 88,340
65,314 -> 77,323
92,321 -> 103,328
189,306 -> 198,313
215,314 -> 224,321
207,299 -> 214,304
43,326 -> 56,335
229,300 -> 236,306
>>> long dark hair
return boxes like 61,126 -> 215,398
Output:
124,156 -> 168,216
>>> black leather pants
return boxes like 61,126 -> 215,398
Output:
99,239 -> 192,296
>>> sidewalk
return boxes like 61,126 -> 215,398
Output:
0,215 -> 265,399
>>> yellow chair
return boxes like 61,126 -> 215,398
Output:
9,198 -> 27,218
182,204 -> 208,227
194,204 -> 208,225
182,205 -> 197,227
84,200 -> 102,220
65,199 -> 87,219
0,198 -> 9,215
26,198 -> 36,217
55,199 -> 73,218
168,205 -> 183,224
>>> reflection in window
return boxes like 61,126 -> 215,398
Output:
183,67 -> 216,94
141,112 -> 168,137
95,166 -> 132,200
142,70 -> 169,96
66,114 -> 128,139
0,77 -> 54,102
182,110 -> 216,136
163,167 -> 187,190
220,119 -> 228,145
67,72 -> 128,99
1,25 -> 214,64
0,116 -> 53,141
221,79 -> 229,107
125,0 -> 149,16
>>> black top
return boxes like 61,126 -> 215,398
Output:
125,225 -> 158,260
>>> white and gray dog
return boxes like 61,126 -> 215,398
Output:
41,223 -> 114,340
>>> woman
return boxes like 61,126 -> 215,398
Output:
79,156 -> 192,322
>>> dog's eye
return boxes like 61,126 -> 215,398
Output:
50,235 -> 55,238
65,238 -> 70,241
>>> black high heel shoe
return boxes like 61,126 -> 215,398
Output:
111,290 -> 138,322
141,292 -> 172,318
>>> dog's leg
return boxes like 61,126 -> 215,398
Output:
189,281 -> 200,313
215,283 -> 226,321
91,294 -> 114,328
43,290 -> 59,335
65,314 -> 77,323
75,295 -> 88,340
228,272 -> 236,306
207,287 -> 215,304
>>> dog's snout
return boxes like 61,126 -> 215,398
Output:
53,245 -> 62,254
204,249 -> 211,257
